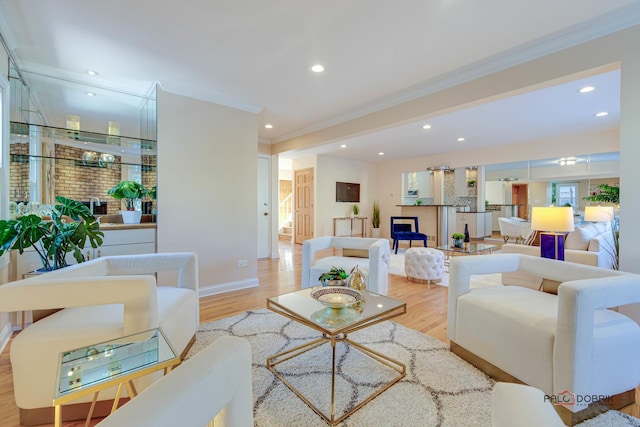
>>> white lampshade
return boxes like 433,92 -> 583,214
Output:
584,206 -> 614,222
531,207 -> 575,233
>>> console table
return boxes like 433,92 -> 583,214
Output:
333,217 -> 368,237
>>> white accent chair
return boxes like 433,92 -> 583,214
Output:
0,252 -> 199,425
448,253 -> 640,425
492,383 -> 566,427
302,237 -> 390,294
97,336 -> 253,427
497,217 -> 532,243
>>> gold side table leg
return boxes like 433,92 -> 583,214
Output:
85,391 -> 100,427
111,383 -> 124,413
125,380 -> 138,398
54,404 -> 61,427
330,340 -> 337,424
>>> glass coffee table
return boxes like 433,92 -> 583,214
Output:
267,287 -> 407,426
53,328 -> 180,427
436,243 -> 497,268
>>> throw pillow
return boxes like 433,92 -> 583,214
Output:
565,222 -> 608,251
524,230 -> 541,246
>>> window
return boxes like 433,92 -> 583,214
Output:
556,183 -> 578,208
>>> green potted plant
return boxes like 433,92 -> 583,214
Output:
318,266 -> 348,286
352,204 -> 359,217
107,180 -> 147,224
372,201 -> 381,237
451,233 -> 465,248
0,196 -> 104,271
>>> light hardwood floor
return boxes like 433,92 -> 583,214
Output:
0,242 -> 637,426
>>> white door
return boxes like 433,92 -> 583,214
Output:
257,156 -> 271,258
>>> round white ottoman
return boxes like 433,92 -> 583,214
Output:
404,247 -> 445,285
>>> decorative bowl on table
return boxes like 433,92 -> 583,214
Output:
311,287 -> 363,309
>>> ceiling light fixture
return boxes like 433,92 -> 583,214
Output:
378,152 -> 384,156
422,124 -> 431,130
86,70 -> 99,76
595,111 -> 608,117
498,177 -> 518,182
311,64 -> 325,73
86,92 -> 96,97
457,137 -> 465,142
264,124 -> 273,129
340,144 -> 347,148
578,86 -> 595,93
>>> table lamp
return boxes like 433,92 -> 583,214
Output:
584,206 -> 614,223
531,206 -> 575,261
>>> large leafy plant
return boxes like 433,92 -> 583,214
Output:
583,184 -> 620,204
0,196 -> 104,271
107,180 -> 148,210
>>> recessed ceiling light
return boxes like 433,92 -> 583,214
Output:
264,124 -> 273,129
86,92 -> 96,97
311,64 -> 325,73
422,124 -> 431,130
595,111 -> 608,117
340,144 -> 347,148
86,70 -> 99,76
578,86 -> 595,93
457,137 -> 465,142
378,152 -> 384,156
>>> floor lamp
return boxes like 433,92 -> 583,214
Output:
531,207 -> 575,261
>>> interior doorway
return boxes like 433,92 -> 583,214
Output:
512,183 -> 529,220
294,167 -> 314,244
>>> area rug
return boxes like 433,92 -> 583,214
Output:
187,308 -> 495,426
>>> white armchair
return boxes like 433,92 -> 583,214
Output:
497,217 -> 532,243
97,336 -> 253,427
448,254 -> 640,425
0,252 -> 199,425
302,237 -> 390,294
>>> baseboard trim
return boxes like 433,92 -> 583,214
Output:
198,278 -> 259,298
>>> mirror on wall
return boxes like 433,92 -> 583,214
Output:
484,152 -> 619,232
401,170 -> 433,205
8,60 -> 157,217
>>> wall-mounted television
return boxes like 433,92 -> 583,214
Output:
336,182 -> 360,202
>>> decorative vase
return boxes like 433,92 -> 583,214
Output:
453,238 -> 463,248
120,210 -> 142,224
371,228 -> 381,238
347,265 -> 366,313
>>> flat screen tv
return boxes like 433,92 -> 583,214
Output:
336,182 -> 360,202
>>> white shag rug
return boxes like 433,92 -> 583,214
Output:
389,250 -> 503,288
188,309 -> 494,426
187,310 -> 640,427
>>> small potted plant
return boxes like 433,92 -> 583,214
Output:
351,204 -> 359,217
318,266 -> 348,286
371,201 -> 381,237
467,180 -> 476,187
107,180 -> 147,224
451,233 -> 465,248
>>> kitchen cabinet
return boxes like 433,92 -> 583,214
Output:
455,212 -> 492,238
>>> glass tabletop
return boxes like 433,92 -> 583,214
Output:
267,287 -> 406,334
54,328 -> 177,399
436,243 -> 497,254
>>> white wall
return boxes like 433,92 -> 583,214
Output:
315,155 -> 377,238
156,89 -> 259,294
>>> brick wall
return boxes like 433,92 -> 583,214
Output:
55,145 -> 122,215
9,142 -> 29,202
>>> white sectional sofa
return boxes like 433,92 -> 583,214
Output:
0,252 -> 199,425
501,221 -> 617,290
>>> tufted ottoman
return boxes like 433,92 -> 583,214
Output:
404,247 -> 445,285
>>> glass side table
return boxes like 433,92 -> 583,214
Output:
53,328 -> 180,427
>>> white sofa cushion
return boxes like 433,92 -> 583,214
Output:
565,222 -> 609,250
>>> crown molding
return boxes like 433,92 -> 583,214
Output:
157,81 -> 263,114
272,4 -> 640,144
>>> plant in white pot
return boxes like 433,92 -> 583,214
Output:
371,201 -> 381,238
107,180 -> 148,224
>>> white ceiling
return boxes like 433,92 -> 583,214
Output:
0,1 -> 638,161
